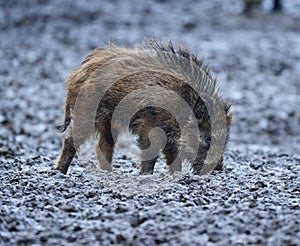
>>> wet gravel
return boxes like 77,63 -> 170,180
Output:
1,0 -> 300,245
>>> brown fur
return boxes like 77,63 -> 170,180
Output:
54,40 -> 232,175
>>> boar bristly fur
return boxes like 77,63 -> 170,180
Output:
54,40 -> 232,175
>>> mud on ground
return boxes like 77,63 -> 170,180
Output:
0,0 -> 300,245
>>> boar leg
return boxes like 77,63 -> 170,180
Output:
140,157 -> 159,174
96,122 -> 115,171
163,143 -> 182,174
138,136 -> 159,174
215,157 -> 223,170
54,134 -> 76,174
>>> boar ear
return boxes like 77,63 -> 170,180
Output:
224,102 -> 232,126
224,102 -> 231,114
226,113 -> 233,127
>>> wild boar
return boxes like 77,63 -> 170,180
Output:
54,40 -> 232,175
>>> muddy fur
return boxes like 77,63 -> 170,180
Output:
54,40 -> 232,174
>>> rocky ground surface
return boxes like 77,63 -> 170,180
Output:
0,0 -> 300,245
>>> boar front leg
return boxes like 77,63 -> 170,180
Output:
95,121 -> 115,171
140,157 -> 159,174
54,134 -> 76,174
215,157 -> 223,171
163,143 -> 182,174
138,136 -> 159,175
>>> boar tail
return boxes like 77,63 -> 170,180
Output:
56,106 -> 71,132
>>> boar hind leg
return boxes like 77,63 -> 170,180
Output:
163,143 -> 182,174
54,134 -> 76,174
96,122 -> 115,171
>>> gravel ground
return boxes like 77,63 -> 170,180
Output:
1,0 -> 300,245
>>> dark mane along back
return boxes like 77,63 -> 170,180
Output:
143,39 -> 218,96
